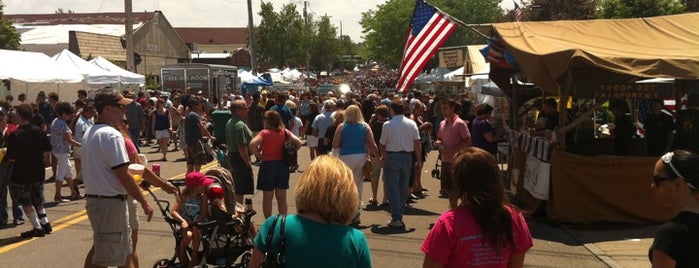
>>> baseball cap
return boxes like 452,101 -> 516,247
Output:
323,99 -> 336,107
185,172 -> 214,188
94,91 -> 133,109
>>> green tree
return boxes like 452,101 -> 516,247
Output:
0,0 -> 20,50
256,3 -> 308,68
55,8 -> 75,14
311,15 -> 339,72
360,0 -> 500,68
597,0 -> 686,18
518,0 -> 597,21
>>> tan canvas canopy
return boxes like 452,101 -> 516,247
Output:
491,13 -> 699,94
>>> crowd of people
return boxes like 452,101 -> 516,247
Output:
6,83 -> 697,267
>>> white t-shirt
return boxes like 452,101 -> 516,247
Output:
291,116 -> 303,137
380,115 -> 419,152
81,124 -> 131,196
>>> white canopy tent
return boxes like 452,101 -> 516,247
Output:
89,56 -> 146,85
0,49 -> 85,102
52,49 -> 120,85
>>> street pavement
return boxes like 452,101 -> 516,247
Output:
0,143 -> 659,267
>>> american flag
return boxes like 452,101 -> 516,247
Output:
395,0 -> 457,94
514,1 -> 524,21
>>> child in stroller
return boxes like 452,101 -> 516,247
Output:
151,168 -> 257,268
171,172 -> 212,268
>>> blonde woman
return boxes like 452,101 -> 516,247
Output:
332,105 -> 379,225
249,155 -> 372,267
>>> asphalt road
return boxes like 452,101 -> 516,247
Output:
0,143 -> 659,267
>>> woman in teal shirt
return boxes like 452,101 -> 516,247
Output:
250,155 -> 372,268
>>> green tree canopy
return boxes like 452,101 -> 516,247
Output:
0,0 -> 21,50
597,0 -> 686,18
360,0 -> 500,68
525,0 -> 597,21
310,15 -> 340,72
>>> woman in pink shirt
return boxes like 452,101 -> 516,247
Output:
421,147 -> 533,268
249,110 -> 302,219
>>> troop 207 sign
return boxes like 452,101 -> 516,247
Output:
576,83 -> 675,99
438,48 -> 464,68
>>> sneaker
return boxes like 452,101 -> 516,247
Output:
388,220 -> 405,228
41,223 -> 52,234
20,228 -> 45,238
13,219 -> 25,225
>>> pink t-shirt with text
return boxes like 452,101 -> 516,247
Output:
438,115 -> 471,162
421,205 -> 533,268
259,129 -> 291,161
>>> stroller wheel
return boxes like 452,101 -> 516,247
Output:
240,252 -> 252,268
153,258 -> 171,268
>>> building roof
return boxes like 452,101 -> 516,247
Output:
174,27 -> 248,45
6,12 -> 156,26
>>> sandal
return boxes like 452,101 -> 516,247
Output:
368,198 -> 379,205
54,196 -> 69,203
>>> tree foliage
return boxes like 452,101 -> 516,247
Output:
526,0 -> 597,21
360,0 -> 501,68
255,2 -> 307,68
0,0 -> 21,50
597,0 -> 686,18
310,15 -> 339,72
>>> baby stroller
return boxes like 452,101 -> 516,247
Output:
149,167 -> 257,268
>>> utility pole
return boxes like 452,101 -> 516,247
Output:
247,0 -> 257,75
124,0 -> 135,72
303,1 -> 310,78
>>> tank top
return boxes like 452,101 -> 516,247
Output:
180,196 -> 202,221
340,122 -> 366,155
154,109 -> 170,130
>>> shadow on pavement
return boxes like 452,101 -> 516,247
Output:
370,225 -> 416,235
527,217 -> 659,245
0,235 -> 29,247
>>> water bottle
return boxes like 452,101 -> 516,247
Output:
245,198 -> 253,212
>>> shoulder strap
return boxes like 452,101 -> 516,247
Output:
264,214 -> 280,256
277,214 -> 287,264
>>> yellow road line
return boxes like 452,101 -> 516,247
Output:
0,161 -> 218,254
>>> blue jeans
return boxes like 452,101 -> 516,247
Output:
0,161 -> 23,224
128,128 -> 141,153
383,152 -> 412,221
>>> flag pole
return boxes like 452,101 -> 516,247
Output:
424,0 -> 490,39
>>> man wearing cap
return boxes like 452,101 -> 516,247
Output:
226,100 -> 254,204
184,96 -> 215,173
82,88 -> 154,268
312,99 -> 337,155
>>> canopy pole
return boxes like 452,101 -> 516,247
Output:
557,70 -> 573,149
511,73 -> 519,130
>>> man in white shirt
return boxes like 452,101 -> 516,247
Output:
379,99 -> 422,229
82,88 -> 154,268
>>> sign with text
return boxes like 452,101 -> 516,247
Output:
438,49 -> 464,68
577,83 -> 675,99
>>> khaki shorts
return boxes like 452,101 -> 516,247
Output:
128,196 -> 139,230
73,146 -> 83,159
85,197 -> 132,267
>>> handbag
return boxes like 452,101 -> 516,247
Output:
202,140 -> 215,163
261,214 -> 286,268
282,131 -> 297,167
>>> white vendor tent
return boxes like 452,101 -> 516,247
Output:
89,56 -> 146,85
0,49 -> 85,102
52,49 -> 120,85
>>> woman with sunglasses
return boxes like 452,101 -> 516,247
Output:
649,150 -> 699,268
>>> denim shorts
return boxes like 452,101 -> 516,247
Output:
256,160 -> 290,191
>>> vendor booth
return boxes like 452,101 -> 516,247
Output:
0,49 -> 85,101
484,13 -> 699,224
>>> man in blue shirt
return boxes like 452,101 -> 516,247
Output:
271,92 -> 294,130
